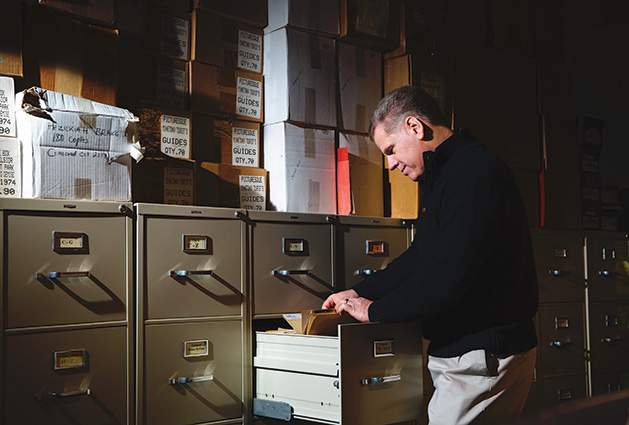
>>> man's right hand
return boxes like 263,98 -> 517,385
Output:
321,289 -> 359,310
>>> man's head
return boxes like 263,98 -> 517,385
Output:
370,85 -> 451,181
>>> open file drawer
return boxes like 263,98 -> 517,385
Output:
254,322 -> 423,425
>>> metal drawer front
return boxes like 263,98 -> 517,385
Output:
531,230 -> 585,303
339,225 -> 408,290
145,217 -> 244,319
588,302 -> 629,372
538,303 -> 586,377
7,214 -> 128,328
143,321 -> 243,425
586,233 -> 629,302
253,221 -> 334,315
591,369 -> 629,396
540,373 -> 588,408
3,327 -> 129,425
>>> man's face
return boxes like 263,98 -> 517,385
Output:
373,120 -> 427,181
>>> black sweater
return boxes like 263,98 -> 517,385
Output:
353,128 -> 538,357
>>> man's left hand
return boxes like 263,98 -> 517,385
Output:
335,297 -> 373,323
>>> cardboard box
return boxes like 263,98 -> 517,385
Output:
543,171 -> 582,230
441,0 -> 489,47
263,122 -> 336,214
132,155 -> 195,205
384,54 -> 452,127
23,7 -> 119,106
337,42 -> 382,133
0,0 -> 23,77
191,113 -> 260,166
27,0 -> 115,26
152,0 -> 190,11
537,60 -> 575,121
452,44 -> 492,106
491,0 -> 534,56
533,0 -> 567,64
385,158 -> 420,220
338,132 -> 383,217
197,162 -> 267,210
265,0 -> 340,36
264,28 -> 336,127
338,0 -> 400,52
118,1 -> 190,61
542,117 -> 579,175
130,103 -> 192,160
0,77 -> 17,138
188,62 -> 263,122
193,0 -> 268,28
118,49 -> 188,109
490,49 -> 537,114
191,9 -> 263,73
16,87 -> 141,201
0,137 -> 21,198
511,167 -> 540,228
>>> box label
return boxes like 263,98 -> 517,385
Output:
161,14 -> 189,60
232,127 -> 258,167
0,137 -> 20,197
239,174 -> 265,210
238,30 -> 262,73
236,77 -> 261,119
164,166 -> 193,205
157,66 -> 186,109
0,77 -> 16,137
161,114 -> 190,159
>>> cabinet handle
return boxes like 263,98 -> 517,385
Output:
354,269 -> 378,276
550,341 -> 572,348
601,337 -> 622,344
168,374 -> 214,385
548,269 -> 570,277
35,388 -> 91,401
272,269 -> 310,276
360,374 -> 401,386
168,270 -> 214,277
35,271 -> 91,279
598,270 -> 619,278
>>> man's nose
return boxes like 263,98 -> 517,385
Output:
387,157 -> 399,170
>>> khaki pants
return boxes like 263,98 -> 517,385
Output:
427,347 -> 536,425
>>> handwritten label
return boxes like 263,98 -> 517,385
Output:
157,66 -> 186,109
239,174 -> 265,210
236,77 -> 261,119
161,114 -> 190,158
0,138 -> 20,197
161,14 -> 189,60
0,77 -> 16,137
164,166 -> 193,205
238,30 -> 262,73
232,127 -> 258,167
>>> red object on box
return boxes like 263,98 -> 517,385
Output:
337,147 -> 353,215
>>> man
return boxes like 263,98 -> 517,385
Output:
322,85 -> 538,425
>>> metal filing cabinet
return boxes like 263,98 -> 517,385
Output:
253,322 -> 423,425
0,198 -> 133,424
591,368 -> 629,396
248,211 -> 335,317
585,232 -> 629,303
538,303 -> 587,377
135,203 -> 248,425
335,215 -> 411,290
539,373 -> 588,407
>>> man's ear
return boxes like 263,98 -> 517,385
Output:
405,116 -> 425,140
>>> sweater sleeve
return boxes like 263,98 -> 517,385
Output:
366,159 -> 508,323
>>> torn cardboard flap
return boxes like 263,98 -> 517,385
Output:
281,309 -> 358,336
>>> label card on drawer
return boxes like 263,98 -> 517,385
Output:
374,340 -> 394,357
182,235 -> 211,253
366,240 -> 386,256
53,231 -> 89,254
183,339 -> 209,358
54,349 -> 87,370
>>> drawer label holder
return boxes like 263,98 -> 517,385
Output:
53,349 -> 87,370
183,339 -> 209,358
374,339 -> 395,357
253,398 -> 292,422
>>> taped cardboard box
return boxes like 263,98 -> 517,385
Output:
337,42 -> 382,133
23,6 -> 118,106
25,0 -> 115,26
189,62 -> 263,122
338,132 -> 383,217
265,0 -> 340,36
192,0 -> 268,28
339,0 -> 400,52
132,155 -> 195,205
0,0 -> 23,77
0,137 -> 21,198
0,77 -> 17,138
191,112 -> 260,166
191,9 -> 263,73
263,28 -> 336,127
263,122 -> 336,214
196,162 -> 267,210
16,87 -> 142,201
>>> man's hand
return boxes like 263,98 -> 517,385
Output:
322,289 -> 359,310
335,296 -> 372,323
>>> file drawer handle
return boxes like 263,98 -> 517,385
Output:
360,374 -> 401,386
168,374 -> 214,385
354,269 -> 378,276
272,269 -> 310,276
550,341 -> 572,348
168,270 -> 214,277
35,271 -> 91,279
601,337 -> 622,344
548,269 -> 570,277
598,270 -> 619,278
35,388 -> 91,401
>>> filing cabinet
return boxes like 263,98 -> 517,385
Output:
335,215 -> 412,290
588,302 -> 629,373
584,232 -> 629,303
248,211 -> 336,317
539,373 -> 589,407
591,368 -> 629,396
0,198 -> 133,424
135,203 -> 248,425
